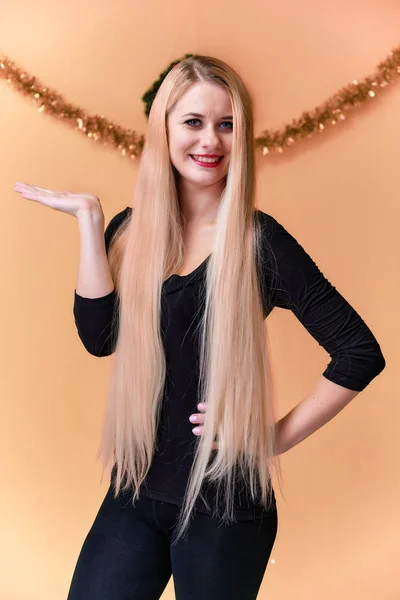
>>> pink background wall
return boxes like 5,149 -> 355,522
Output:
1,1 -> 398,598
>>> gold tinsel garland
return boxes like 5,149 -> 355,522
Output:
1,46 -> 400,159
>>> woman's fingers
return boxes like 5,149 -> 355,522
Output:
189,402 -> 219,449
15,183 -> 61,196
15,183 -> 47,193
18,190 -> 44,201
190,404 -> 205,437
189,413 -> 205,425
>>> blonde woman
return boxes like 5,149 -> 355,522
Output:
14,55 -> 385,600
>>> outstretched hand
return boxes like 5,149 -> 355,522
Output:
189,403 -> 219,450
13,182 -> 102,219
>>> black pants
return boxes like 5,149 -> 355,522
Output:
66,483 -> 278,600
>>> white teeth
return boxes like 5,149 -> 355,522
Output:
192,155 -> 221,163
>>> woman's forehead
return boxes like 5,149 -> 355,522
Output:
173,82 -> 232,116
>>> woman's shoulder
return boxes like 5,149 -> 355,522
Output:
104,206 -> 133,251
254,208 -> 280,231
106,205 -> 132,229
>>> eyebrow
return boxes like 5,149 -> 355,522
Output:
182,112 -> 233,120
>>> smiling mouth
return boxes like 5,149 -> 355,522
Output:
189,155 -> 224,164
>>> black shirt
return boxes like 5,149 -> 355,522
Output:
73,207 -> 385,519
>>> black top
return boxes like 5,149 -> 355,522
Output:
73,207 -> 385,520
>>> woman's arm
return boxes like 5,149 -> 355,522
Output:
75,206 -> 114,298
73,207 -> 131,356
260,211 -> 386,392
258,211 -> 386,454
274,375 -> 359,455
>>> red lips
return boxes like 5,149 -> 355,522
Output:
189,155 -> 223,168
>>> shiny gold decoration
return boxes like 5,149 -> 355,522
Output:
0,53 -> 145,159
258,45 -> 400,155
1,45 -> 400,158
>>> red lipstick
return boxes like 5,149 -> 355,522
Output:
189,154 -> 224,168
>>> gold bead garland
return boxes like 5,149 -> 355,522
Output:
257,45 -> 400,155
1,45 -> 400,159
0,53 -> 145,160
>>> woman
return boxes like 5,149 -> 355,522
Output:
14,55 -> 385,600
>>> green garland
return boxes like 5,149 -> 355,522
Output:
142,53 -> 194,118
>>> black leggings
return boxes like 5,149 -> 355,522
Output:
66,483 -> 278,600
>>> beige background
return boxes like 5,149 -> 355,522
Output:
1,1 -> 398,598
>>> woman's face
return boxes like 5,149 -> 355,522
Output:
166,82 -> 233,189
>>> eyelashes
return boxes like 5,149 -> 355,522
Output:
184,119 -> 233,130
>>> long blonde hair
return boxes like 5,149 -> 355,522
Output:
97,55 -> 283,543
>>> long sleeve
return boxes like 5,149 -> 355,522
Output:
73,207 -> 131,357
258,211 -> 386,392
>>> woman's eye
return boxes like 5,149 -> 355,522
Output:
185,119 -> 233,130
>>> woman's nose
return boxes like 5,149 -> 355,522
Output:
200,126 -> 221,148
